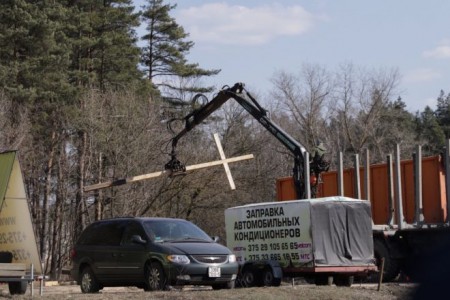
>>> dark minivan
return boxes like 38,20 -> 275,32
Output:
70,217 -> 238,293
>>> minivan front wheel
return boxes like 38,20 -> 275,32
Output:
145,262 -> 166,291
80,266 -> 100,293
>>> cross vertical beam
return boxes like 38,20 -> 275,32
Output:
213,133 -> 236,190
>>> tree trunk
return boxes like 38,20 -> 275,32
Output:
50,143 -> 65,280
40,130 -> 57,261
75,130 -> 87,239
95,152 -> 103,221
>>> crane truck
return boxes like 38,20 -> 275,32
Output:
164,83 -> 377,286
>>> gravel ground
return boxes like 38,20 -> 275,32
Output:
0,281 -> 417,300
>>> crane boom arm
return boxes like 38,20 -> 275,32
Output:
165,83 -> 310,199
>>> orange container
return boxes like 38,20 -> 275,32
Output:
276,155 -> 447,225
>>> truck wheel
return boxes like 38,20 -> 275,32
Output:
8,281 -> 27,295
304,276 -> 315,284
374,239 -> 399,282
80,266 -> 100,293
334,275 -> 354,287
315,275 -> 333,286
262,268 -> 281,287
241,268 -> 257,287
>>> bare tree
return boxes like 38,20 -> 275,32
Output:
331,63 -> 402,163
80,89 -> 170,220
271,64 -> 333,151
0,91 -> 30,151
268,63 -> 412,170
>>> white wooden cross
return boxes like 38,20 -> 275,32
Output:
84,133 -> 253,192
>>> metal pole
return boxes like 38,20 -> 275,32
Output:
387,154 -> 395,226
364,149 -> 371,201
304,152 -> 311,199
395,144 -> 404,229
354,154 -> 361,199
377,258 -> 385,291
31,264 -> 34,297
413,145 -> 424,225
338,152 -> 344,196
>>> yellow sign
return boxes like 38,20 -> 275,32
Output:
0,151 -> 42,274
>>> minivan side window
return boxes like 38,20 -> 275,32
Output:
78,221 -> 126,246
143,220 -> 212,242
121,222 -> 147,246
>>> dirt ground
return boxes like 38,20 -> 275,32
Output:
0,281 -> 417,300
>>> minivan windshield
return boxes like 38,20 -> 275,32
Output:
143,219 -> 213,243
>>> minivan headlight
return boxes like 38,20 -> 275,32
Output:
228,254 -> 236,263
167,255 -> 190,264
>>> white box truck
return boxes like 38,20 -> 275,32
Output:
225,196 -> 377,287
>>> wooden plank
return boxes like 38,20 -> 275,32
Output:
0,270 -> 25,276
185,154 -> 254,171
0,263 -> 26,277
84,154 -> 254,192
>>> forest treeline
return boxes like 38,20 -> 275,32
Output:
0,0 -> 449,280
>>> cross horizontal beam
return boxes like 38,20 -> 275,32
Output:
84,154 -> 254,192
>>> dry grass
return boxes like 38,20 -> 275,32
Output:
0,281 -> 416,300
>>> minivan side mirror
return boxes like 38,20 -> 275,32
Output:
212,236 -> 220,243
131,235 -> 147,245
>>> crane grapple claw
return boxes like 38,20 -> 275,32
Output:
164,157 -> 187,176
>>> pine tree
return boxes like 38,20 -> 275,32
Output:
416,106 -> 446,155
435,90 -> 450,138
0,0 -> 38,111
0,1 -> 74,108
67,0 -> 144,91
140,0 -> 219,94
371,97 -> 416,160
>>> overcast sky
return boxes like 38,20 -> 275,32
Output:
134,0 -> 450,112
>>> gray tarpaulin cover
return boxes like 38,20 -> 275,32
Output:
310,197 -> 374,266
